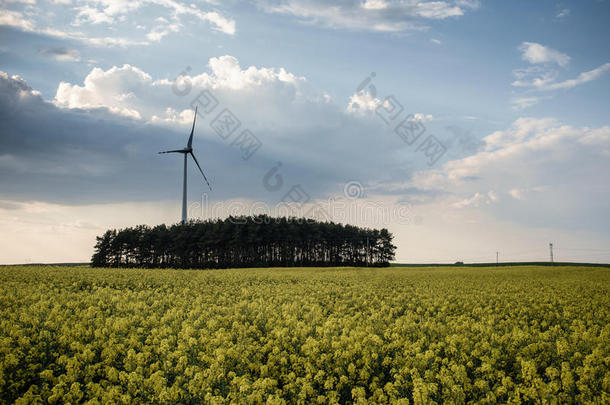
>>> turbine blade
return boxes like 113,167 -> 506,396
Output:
189,152 -> 212,191
187,106 -> 197,149
158,149 -> 185,154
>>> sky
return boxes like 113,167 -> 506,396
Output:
1,0 -> 609,264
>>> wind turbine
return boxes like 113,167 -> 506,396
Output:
159,107 -> 212,224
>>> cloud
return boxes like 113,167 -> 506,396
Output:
509,188 -> 524,200
346,91 -> 434,123
1,58 -> 443,207
362,0 -> 388,10
54,64 -> 154,118
0,10 -> 35,31
256,0 -> 479,32
346,91 -> 381,114
579,126 -> 610,151
406,117 -> 610,229
518,42 -> 570,67
147,21 -> 182,41
511,42 -> 609,108
510,96 -> 543,110
74,6 -> 115,25
202,11 -> 236,35
53,56 -> 310,123
512,66 -> 558,88
0,14 -> 149,47
0,70 -> 216,204
414,1 -> 463,18
2,65 -> 454,265
4,71 -> 610,263
0,0 -> 235,49
544,62 -> 610,90
452,191 -> 497,208
81,36 -> 148,47
69,0 -> 236,34
0,199 -> 183,264
555,8 -> 570,19
413,113 -> 434,122
9,57 -> 609,241
443,124 -> 484,154
512,62 -> 610,91
39,47 -> 80,62
42,55 -> 610,234
50,57 -> 421,188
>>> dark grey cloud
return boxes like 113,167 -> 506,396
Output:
38,47 -> 79,61
0,72 -> 426,206
0,73 -> 274,205
443,125 -> 484,154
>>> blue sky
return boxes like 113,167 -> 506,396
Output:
1,0 -> 609,263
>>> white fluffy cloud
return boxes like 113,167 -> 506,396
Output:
256,0 -> 479,32
0,10 -> 35,30
405,117 -> 610,230
518,42 -> 570,67
202,11 -> 236,35
346,90 -> 433,123
362,0 -> 388,10
54,56 -> 310,124
55,64 -> 153,118
74,5 -> 115,25
346,91 -> 381,114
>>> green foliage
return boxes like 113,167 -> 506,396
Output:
91,216 -> 396,268
1,265 -> 609,404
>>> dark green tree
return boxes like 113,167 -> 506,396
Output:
91,216 -> 396,268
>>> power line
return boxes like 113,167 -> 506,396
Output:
397,244 -> 610,264
555,248 -> 610,252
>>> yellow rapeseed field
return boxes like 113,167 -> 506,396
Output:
1,265 -> 608,404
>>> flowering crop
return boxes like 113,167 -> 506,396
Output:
1,265 -> 608,403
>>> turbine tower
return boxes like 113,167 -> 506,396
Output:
159,107 -> 212,224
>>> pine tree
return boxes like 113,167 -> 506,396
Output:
91,216 -> 396,268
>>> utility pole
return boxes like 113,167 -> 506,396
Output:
549,243 -> 554,265
366,237 -> 370,267
496,251 -> 499,266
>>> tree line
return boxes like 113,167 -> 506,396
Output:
91,216 -> 396,268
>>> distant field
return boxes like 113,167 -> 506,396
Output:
1,266 -> 608,403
